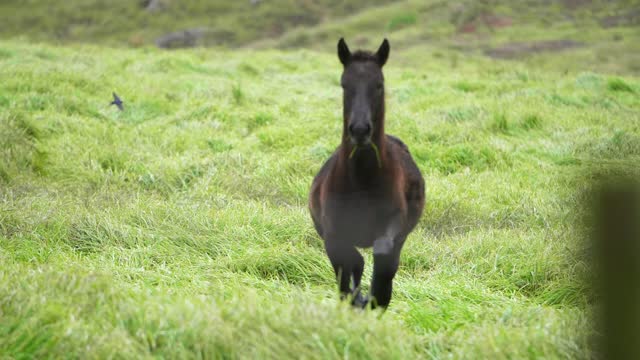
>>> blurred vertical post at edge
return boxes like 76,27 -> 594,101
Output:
594,176 -> 640,360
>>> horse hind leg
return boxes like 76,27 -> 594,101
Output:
350,250 -> 367,307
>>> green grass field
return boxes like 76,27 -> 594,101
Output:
1,0 -> 640,358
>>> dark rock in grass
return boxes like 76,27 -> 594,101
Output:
485,40 -> 584,59
562,0 -> 591,10
156,28 -> 237,49
600,9 -> 640,28
156,28 -> 207,49
141,0 -> 163,12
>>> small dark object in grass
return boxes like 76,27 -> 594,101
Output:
110,92 -> 123,111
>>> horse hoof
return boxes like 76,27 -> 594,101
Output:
351,293 -> 369,309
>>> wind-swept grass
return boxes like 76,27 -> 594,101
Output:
0,35 -> 638,358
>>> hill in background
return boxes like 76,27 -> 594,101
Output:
1,0 -> 639,74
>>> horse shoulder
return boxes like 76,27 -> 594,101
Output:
384,135 -> 425,224
309,149 -> 341,216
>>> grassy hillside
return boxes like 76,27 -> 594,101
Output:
260,0 -> 640,76
2,0 -> 639,77
0,0 -> 395,47
2,36 -> 639,358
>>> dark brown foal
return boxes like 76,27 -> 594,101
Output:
309,38 -> 425,309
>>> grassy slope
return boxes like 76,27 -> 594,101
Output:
1,36 -> 639,358
260,0 -> 640,76
0,0 -> 395,47
2,0 -> 639,75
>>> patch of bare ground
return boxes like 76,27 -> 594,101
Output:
458,15 -> 513,34
600,9 -> 640,28
485,39 -> 584,59
562,0 -> 592,10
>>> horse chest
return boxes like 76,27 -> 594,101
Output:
323,191 -> 394,247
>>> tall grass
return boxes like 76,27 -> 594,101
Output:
0,29 -> 638,358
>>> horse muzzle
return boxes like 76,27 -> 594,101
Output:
348,121 -> 372,145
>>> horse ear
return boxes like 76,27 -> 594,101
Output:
376,38 -> 390,67
337,38 -> 351,66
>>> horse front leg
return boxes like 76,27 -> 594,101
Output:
324,239 -> 365,304
370,248 -> 401,309
369,215 -> 406,309
350,247 -> 367,307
